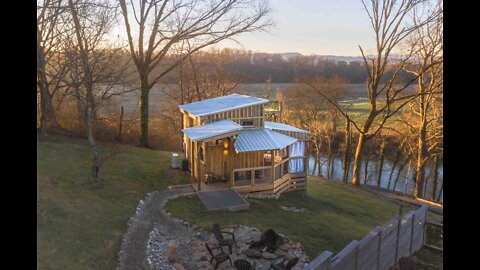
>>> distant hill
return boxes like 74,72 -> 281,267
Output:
272,52 -> 402,64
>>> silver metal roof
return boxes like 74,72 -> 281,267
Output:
265,121 -> 311,134
178,94 -> 269,117
234,128 -> 298,152
182,119 -> 243,141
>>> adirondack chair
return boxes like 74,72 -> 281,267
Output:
234,259 -> 253,270
205,243 -> 232,270
271,257 -> 299,270
212,223 -> 238,254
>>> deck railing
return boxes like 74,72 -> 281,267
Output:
274,158 -> 289,182
232,158 -> 290,187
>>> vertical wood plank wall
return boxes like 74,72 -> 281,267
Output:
199,104 -> 265,127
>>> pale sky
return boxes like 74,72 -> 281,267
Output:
111,0 -> 379,56
215,0 -> 377,56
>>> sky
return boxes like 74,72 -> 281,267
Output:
215,0 -> 377,56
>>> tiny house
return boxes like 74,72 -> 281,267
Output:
179,94 -> 311,194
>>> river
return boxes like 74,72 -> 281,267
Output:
307,155 -> 443,203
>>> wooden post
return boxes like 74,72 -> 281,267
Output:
354,243 -> 359,270
409,212 -> 416,255
251,169 -> 255,186
394,215 -> 402,263
271,150 -> 276,184
304,140 -> 309,174
196,142 -> 201,191
377,230 -> 382,270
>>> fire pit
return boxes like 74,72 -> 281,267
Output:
249,229 -> 284,253
191,225 -> 309,270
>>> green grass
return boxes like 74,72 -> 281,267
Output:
37,135 -> 189,270
165,176 -> 405,258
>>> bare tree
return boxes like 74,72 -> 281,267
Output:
404,2 -> 443,198
306,0 -> 441,186
163,48 -> 241,105
62,0 -> 135,179
282,76 -> 347,178
37,0 -> 67,135
119,0 -> 272,147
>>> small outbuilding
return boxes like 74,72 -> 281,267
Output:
179,94 -> 310,195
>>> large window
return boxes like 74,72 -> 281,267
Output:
289,141 -> 305,173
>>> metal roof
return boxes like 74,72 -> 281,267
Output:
181,119 -> 243,141
265,121 -> 311,134
234,128 -> 298,152
178,94 -> 269,117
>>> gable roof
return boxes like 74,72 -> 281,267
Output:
181,119 -> 243,142
265,121 -> 311,134
178,94 -> 269,117
234,128 -> 298,153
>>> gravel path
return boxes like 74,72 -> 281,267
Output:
116,185 -> 208,270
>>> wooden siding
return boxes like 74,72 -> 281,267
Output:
233,151 -> 265,170
200,104 -> 265,128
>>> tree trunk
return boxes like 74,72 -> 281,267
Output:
376,141 -> 386,187
431,155 -> 440,201
414,116 -> 428,198
342,120 -> 351,183
37,26 -> 56,135
352,133 -> 366,186
329,155 -> 335,179
326,153 -> 332,179
393,156 -> 409,191
139,78 -> 150,147
388,140 -> 405,190
363,155 -> 370,185
85,109 -> 100,179
405,159 -> 413,194
317,154 -> 322,177
117,106 -> 124,143
437,179 -> 443,202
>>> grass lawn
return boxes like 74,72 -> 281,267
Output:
37,135 -> 189,270
166,176 -> 408,258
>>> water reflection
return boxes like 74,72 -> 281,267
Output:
308,155 -> 443,203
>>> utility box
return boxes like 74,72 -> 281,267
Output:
171,153 -> 180,169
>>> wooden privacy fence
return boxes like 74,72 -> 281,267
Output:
305,205 -> 428,270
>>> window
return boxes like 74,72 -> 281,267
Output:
264,151 -> 272,165
241,119 -> 254,127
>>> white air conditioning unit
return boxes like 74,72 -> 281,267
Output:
171,153 -> 180,169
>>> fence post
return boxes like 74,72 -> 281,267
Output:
409,211 -> 415,255
377,229 -> 382,270
394,213 -> 402,263
422,208 -> 428,247
251,169 -> 255,186
354,243 -> 359,270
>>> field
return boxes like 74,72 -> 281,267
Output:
37,135 -> 189,270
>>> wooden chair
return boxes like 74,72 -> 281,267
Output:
271,257 -> 299,270
205,243 -> 232,270
212,223 -> 238,254
234,259 -> 253,270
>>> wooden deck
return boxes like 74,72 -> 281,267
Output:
197,189 -> 250,211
